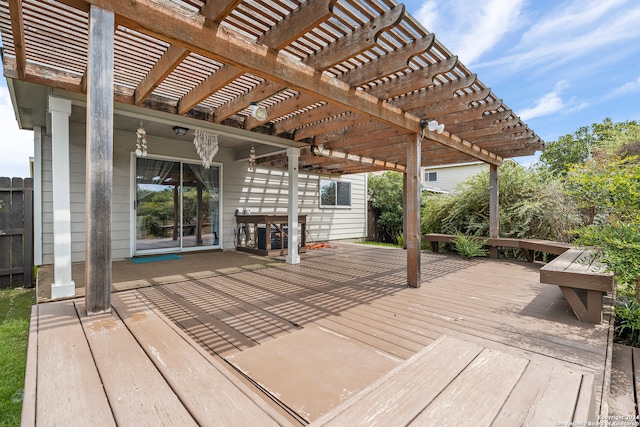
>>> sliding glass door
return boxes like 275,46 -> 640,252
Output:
135,158 -> 220,254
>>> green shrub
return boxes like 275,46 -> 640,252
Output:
453,233 -> 488,259
615,290 -> 640,346
421,161 -> 579,242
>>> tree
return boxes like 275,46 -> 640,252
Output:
566,151 -> 640,298
368,171 -> 404,242
538,118 -> 640,176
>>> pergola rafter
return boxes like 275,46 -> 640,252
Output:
1,0 -> 544,172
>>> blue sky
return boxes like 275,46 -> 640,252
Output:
2,0 -> 640,177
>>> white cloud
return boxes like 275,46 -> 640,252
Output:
0,84 -> 34,178
605,76 -> 640,100
519,91 -> 564,121
414,0 -> 525,65
518,81 -> 590,120
476,0 -> 640,73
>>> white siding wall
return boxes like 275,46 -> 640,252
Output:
422,162 -> 488,193
40,122 -> 367,263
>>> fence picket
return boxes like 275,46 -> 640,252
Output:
0,177 -> 34,288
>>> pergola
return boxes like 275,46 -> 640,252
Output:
0,0 -> 543,313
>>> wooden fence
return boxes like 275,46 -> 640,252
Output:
0,177 -> 34,288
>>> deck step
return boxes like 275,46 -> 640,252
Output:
311,336 -> 596,426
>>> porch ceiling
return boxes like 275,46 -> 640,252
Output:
0,0 -> 544,175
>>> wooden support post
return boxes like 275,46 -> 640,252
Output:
85,6 -> 114,315
196,181 -> 203,245
48,96 -> 75,299
489,163 -> 499,259
402,173 -> 407,249
286,148 -> 300,264
406,133 -> 421,288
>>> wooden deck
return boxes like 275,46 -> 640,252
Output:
24,243 -> 615,425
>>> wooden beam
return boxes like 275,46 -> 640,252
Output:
406,133 -> 421,288
178,63 -> 243,114
7,0 -> 26,79
260,0 -> 338,49
213,0 -> 339,122
437,100 -> 505,125
200,0 -> 243,24
342,34 -> 435,87
62,0 -> 503,165
368,56 -> 458,100
312,145 -> 406,172
388,74 -> 477,108
409,88 -> 492,118
84,5 -> 114,315
239,3 -> 405,129
455,116 -> 520,138
135,45 -> 189,105
304,4 -> 405,70
270,35 -> 437,134
2,57 -> 83,92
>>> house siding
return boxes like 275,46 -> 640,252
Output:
39,122 -> 366,264
422,162 -> 488,193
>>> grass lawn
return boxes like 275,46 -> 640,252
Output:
0,287 -> 35,427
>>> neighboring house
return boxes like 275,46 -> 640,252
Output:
421,162 -> 488,193
25,104 -> 367,267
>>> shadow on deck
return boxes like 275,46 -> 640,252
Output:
26,243 -> 615,425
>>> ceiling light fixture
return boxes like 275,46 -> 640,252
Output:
173,126 -> 189,136
248,102 -> 268,121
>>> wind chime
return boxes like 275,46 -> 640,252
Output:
135,122 -> 147,157
248,144 -> 256,172
193,129 -> 219,169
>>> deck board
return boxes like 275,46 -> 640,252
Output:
75,302 -> 198,426
34,302 -> 115,426
27,243 -> 613,425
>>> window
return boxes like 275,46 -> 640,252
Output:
320,179 -> 351,208
425,171 -> 438,182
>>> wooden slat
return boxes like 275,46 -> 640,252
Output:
311,336 -> 482,426
493,363 -> 589,426
541,249 -> 614,292
607,344 -> 636,417
111,292 -> 289,426
75,301 -> 198,425
35,301 -> 115,426
410,349 -> 528,425
101,0 -> 503,165
633,346 -> 640,416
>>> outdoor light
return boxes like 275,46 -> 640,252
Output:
248,102 -> 268,121
427,120 -> 445,134
173,126 -> 189,136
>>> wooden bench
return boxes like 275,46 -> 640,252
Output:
423,233 -> 571,262
311,335 -> 596,426
540,248 -> 615,323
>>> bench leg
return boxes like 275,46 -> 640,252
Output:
559,287 -> 603,323
489,246 -> 499,259
430,241 -> 439,252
